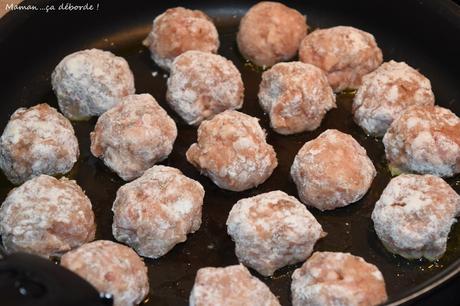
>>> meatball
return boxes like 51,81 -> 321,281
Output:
190,264 -> 280,306
0,103 -> 79,185
299,26 -> 383,92
112,165 -> 204,259
60,240 -> 149,306
143,7 -> 219,71
237,2 -> 307,67
258,62 -> 336,134
52,49 -> 135,120
166,51 -> 244,125
186,110 -> 277,191
227,190 -> 325,276
372,174 -> 460,260
383,105 -> 460,177
90,94 -> 177,181
0,175 -> 95,257
291,129 -> 376,211
291,252 -> 388,306
353,61 -> 435,136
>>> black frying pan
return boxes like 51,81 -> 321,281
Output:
0,0 -> 459,305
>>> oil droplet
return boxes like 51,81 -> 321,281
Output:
243,60 -> 267,73
142,296 -> 150,304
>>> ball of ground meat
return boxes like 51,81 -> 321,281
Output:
372,174 -> 460,260
90,94 -> 177,181
227,190 -> 325,276
190,264 -> 280,306
237,2 -> 307,67
0,103 -> 79,185
353,61 -> 435,136
143,7 -> 219,71
291,129 -> 376,211
166,51 -> 244,125
0,175 -> 95,257
186,110 -> 277,191
52,49 -> 135,120
258,62 -> 336,134
291,252 -> 388,306
60,240 -> 149,306
299,26 -> 383,92
383,105 -> 460,177
112,165 -> 204,259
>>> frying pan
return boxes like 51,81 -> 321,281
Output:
0,0 -> 459,305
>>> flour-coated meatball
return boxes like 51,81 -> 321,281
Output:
372,174 -> 460,260
291,129 -> 376,211
227,190 -> 325,276
52,49 -> 135,120
90,94 -> 177,181
166,51 -> 244,125
258,62 -> 335,134
112,165 -> 204,259
0,103 -> 79,184
291,252 -> 388,306
186,110 -> 277,192
299,26 -> 382,92
353,61 -> 435,136
143,7 -> 219,71
383,105 -> 460,177
0,175 -> 95,257
61,240 -> 149,306
189,264 -> 280,306
237,1 -> 307,67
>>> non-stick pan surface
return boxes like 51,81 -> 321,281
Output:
0,0 -> 459,305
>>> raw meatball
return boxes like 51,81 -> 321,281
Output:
52,49 -> 135,120
291,129 -> 376,211
112,165 -> 204,259
60,240 -> 149,306
258,62 -> 336,134
90,94 -> 177,181
299,26 -> 383,92
372,174 -> 460,260
237,2 -> 307,67
353,61 -> 435,136
383,105 -> 460,177
143,7 -> 219,71
0,103 -> 79,185
186,110 -> 277,192
166,51 -> 244,125
0,175 -> 95,257
291,252 -> 388,306
189,264 -> 280,306
227,190 -> 325,276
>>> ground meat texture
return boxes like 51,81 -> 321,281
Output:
372,174 -> 460,260
166,51 -> 244,125
383,105 -> 460,177
60,240 -> 149,306
291,129 -> 376,211
189,264 -> 280,306
258,62 -> 336,134
0,103 -> 79,185
226,190 -> 325,276
353,61 -> 435,136
291,252 -> 388,306
51,49 -> 135,120
0,175 -> 95,257
90,94 -> 177,181
237,1 -> 307,67
112,165 -> 204,259
186,110 -> 278,192
299,26 -> 383,92
143,7 -> 219,71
